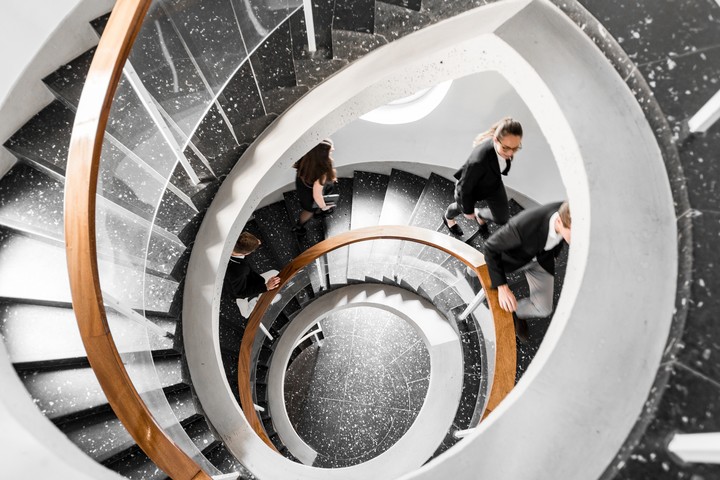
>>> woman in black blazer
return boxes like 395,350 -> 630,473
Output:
442,117 -> 523,236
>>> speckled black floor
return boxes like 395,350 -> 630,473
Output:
284,307 -> 430,467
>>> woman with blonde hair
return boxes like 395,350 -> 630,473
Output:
442,117 -> 523,236
291,139 -> 337,235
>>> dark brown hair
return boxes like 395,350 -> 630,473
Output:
233,232 -> 261,255
293,139 -> 335,185
474,117 -> 523,146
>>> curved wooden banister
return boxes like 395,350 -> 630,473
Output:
64,1 -> 211,479
238,225 -> 517,449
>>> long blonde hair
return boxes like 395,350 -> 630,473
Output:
473,117 -> 523,147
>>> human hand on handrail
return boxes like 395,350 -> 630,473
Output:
497,284 -> 517,312
265,276 -> 281,291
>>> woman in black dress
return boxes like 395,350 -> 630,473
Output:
291,139 -> 337,235
442,117 -> 523,236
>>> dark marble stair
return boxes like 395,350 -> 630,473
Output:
375,1 -> 434,41
331,29 -> 389,63
347,171 -> 390,281
324,177 -> 354,287
368,169 -> 427,275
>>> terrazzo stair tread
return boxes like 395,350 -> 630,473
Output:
1,303 -> 175,367
229,114 -> 278,149
3,100 -> 75,175
21,356 -> 185,422
252,201 -> 314,303
219,306 -> 245,348
331,30 -> 389,63
378,0 -> 422,12
42,48 -> 95,109
181,414 -> 219,455
0,164 -> 186,278
431,287 -> 467,318
169,154 -> 219,206
420,0 -> 488,22
249,20 -> 297,94
104,448 -> 167,480
154,189 -> 202,240
461,330 -> 484,378
375,1 -> 433,41
0,227 -> 179,311
203,443 -> 250,479
402,173 -> 456,258
60,386 -> 200,464
370,169 -> 427,262
216,61 -> 266,131
324,177 -> 353,287
347,171 -> 390,280
4,109 -> 193,230
293,57 -> 349,88
154,2 -> 250,93
122,8 -> 217,129
333,0 -> 376,33
89,12 -> 109,35
262,85 -> 310,116
190,103 -> 243,177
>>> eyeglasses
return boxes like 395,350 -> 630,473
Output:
496,139 -> 522,153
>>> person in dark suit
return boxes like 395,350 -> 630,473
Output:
442,117 -> 523,237
483,201 -> 571,343
224,232 -> 280,300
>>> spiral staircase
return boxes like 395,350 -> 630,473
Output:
0,0 -> 718,478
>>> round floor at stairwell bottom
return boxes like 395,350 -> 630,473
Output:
284,307 -> 431,467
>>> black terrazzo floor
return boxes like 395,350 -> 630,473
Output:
284,307 -> 430,467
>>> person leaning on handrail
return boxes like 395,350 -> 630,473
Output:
483,201 -> 571,344
291,139 -> 338,236
442,117 -> 523,237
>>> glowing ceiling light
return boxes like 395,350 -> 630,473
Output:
360,80 -> 453,125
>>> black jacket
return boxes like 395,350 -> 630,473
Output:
484,202 -> 565,288
223,257 -> 266,299
453,139 -> 511,214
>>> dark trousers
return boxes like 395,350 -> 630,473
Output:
444,186 -> 510,225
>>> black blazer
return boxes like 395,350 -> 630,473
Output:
223,257 -> 267,299
453,139 -> 511,214
484,202 -> 565,288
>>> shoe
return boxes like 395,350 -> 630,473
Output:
441,215 -> 463,236
474,208 -> 490,235
513,313 -> 529,344
291,224 -> 307,236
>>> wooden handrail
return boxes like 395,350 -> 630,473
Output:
64,1 -> 211,479
238,225 -> 517,449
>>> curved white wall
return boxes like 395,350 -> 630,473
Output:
184,0 -> 676,479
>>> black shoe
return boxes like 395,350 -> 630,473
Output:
291,224 -> 307,236
441,215 -> 463,236
513,313 -> 529,344
475,209 -> 490,235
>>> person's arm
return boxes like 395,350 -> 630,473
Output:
483,223 -> 523,288
484,224 -> 524,312
243,269 -> 270,298
312,179 -> 330,210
